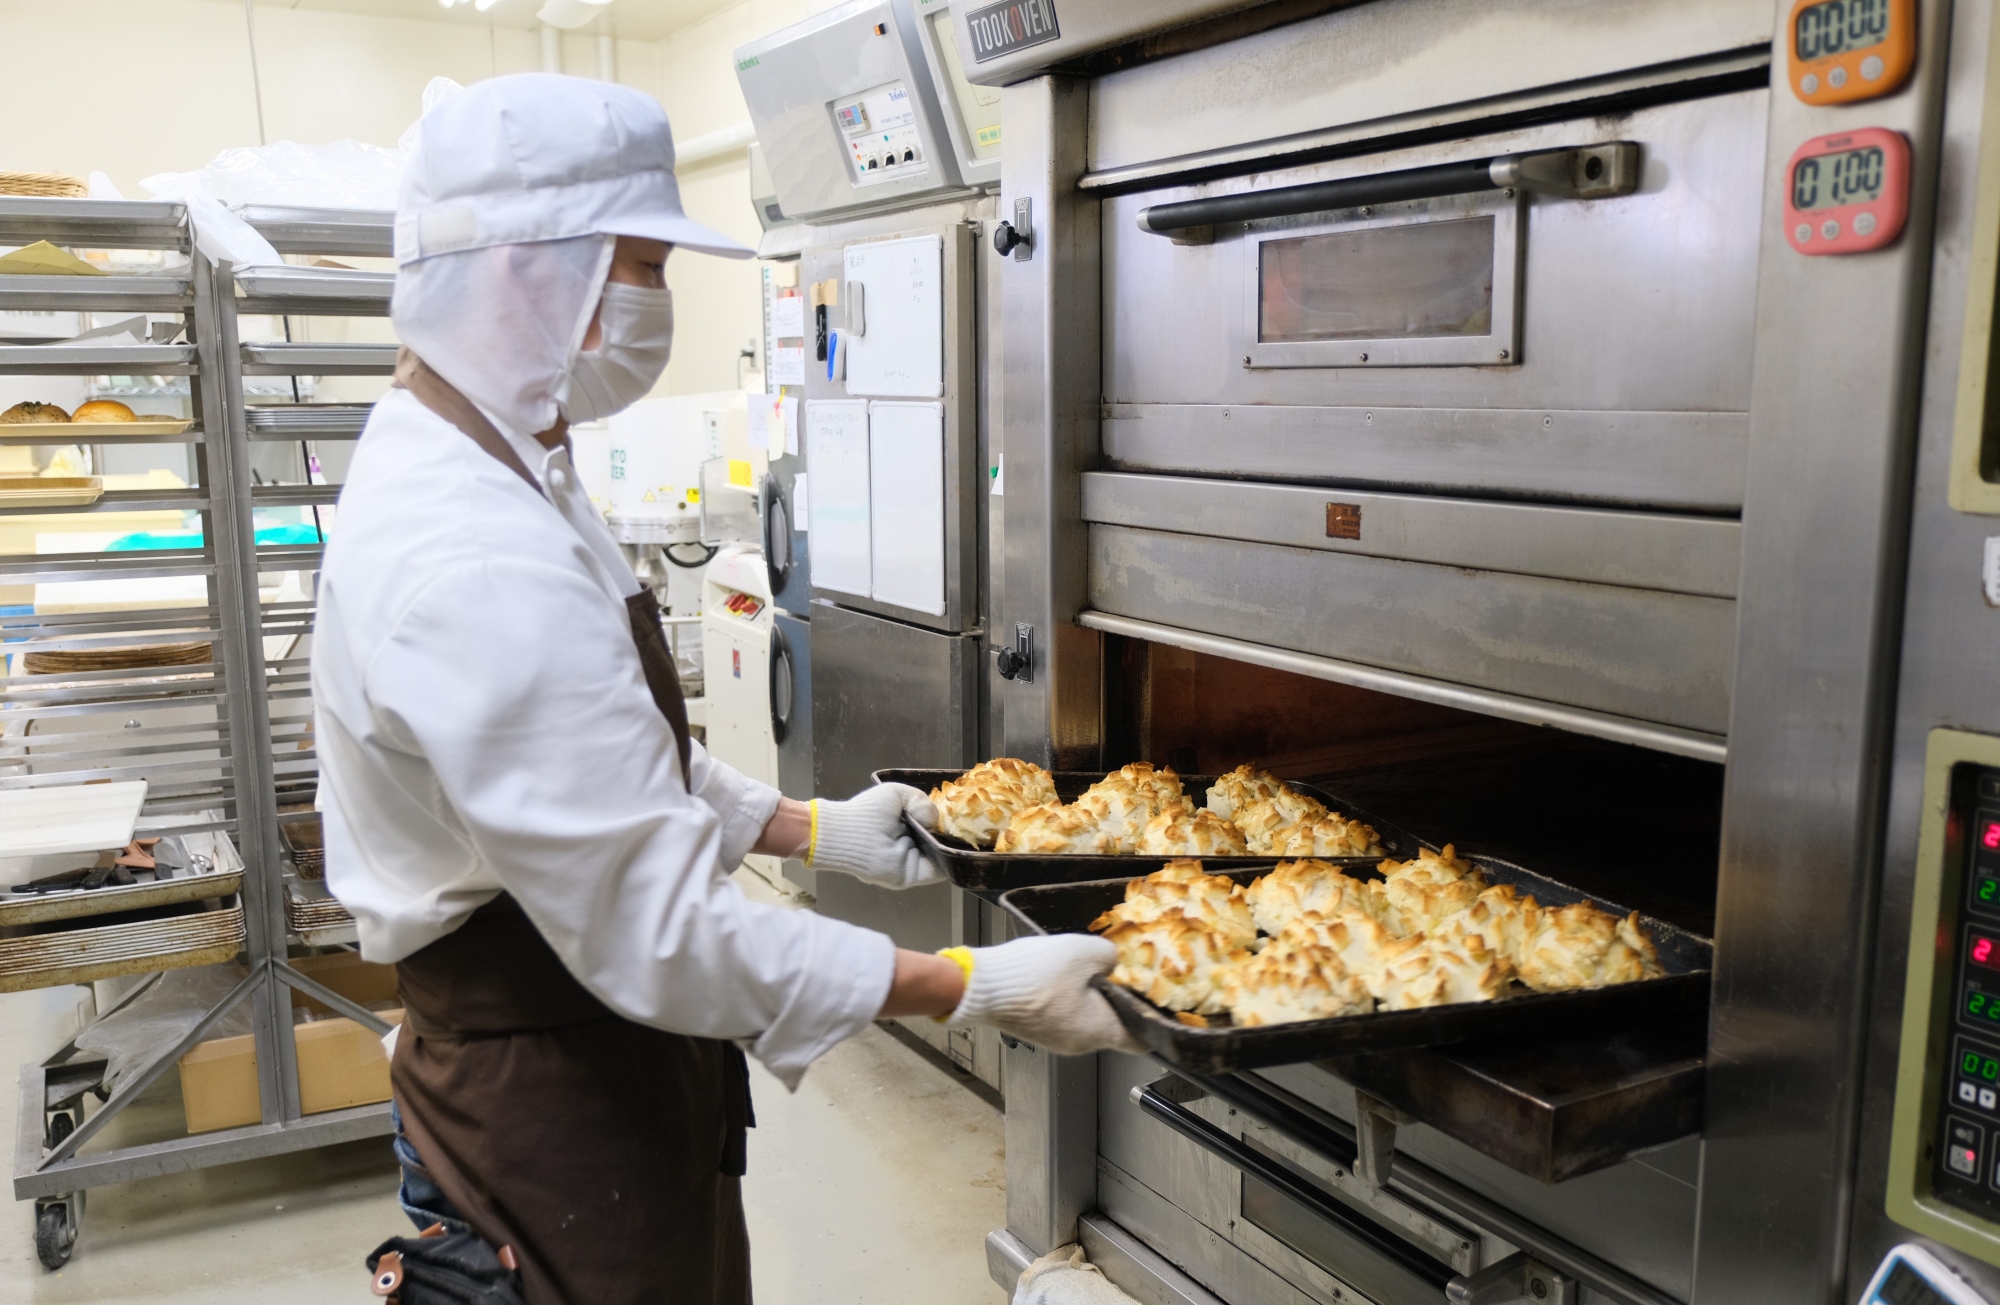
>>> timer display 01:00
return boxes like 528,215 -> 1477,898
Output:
1793,145 -> 1887,211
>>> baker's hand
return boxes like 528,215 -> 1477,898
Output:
945,935 -> 1145,1057
805,783 -> 945,890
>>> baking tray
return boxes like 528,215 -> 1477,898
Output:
0,475 -> 101,506
0,418 -> 192,438
999,858 -> 1712,1073
875,769 -> 1421,892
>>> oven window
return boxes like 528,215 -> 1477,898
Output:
1258,217 -> 1496,343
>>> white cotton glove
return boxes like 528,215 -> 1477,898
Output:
946,934 -> 1146,1057
806,783 -> 946,890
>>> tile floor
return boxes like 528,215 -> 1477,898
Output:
0,878 -> 1006,1302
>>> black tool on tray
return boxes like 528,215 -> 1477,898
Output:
998,858 -> 1713,1074
874,769 -> 1424,893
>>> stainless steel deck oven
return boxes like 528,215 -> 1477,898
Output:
956,0 -> 2000,1302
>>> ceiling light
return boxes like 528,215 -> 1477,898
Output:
537,0 -> 612,30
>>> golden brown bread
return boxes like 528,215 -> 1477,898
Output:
1137,802 -> 1250,857
1090,860 -> 1256,947
1244,859 -> 1383,936
1218,934 -> 1373,1027
993,801 -> 1111,855
70,399 -> 137,422
930,757 -> 1057,848
0,401 -> 68,424
1100,914 -> 1249,1015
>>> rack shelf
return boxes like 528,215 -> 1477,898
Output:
0,275 -> 194,314
0,199 -> 189,250
237,205 -> 393,258
239,342 -> 396,375
0,343 -> 197,375
246,405 -> 370,440
234,265 -> 392,317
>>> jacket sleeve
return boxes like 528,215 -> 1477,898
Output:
363,558 -> 893,1087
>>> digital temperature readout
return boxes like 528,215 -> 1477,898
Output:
1970,933 -> 2000,972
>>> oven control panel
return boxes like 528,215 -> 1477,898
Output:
833,82 -> 927,187
1933,769 -> 2000,1218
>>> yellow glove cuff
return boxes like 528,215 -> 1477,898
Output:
934,946 -> 976,1023
804,799 -> 821,867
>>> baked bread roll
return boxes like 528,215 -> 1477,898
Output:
1374,932 -> 1511,1010
1431,883 -> 1542,965
1259,812 -> 1384,858
1219,934 -> 1373,1027
1514,902 -> 1664,991
1100,914 -> 1249,1015
1272,910 -> 1402,995
1137,802 -> 1249,857
0,401 -> 68,424
1091,859 -> 1255,947
1245,859 -> 1383,936
71,399 -> 137,422
994,801 -> 1112,855
1204,765 -> 1287,820
930,757 -> 1057,848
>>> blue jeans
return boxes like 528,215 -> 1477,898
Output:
391,1097 -> 471,1235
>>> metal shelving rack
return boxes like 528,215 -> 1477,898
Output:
1,199 -> 397,1269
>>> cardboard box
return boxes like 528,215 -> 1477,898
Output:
177,953 -> 404,1135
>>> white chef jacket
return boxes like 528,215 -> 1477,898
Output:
313,387 -> 896,1087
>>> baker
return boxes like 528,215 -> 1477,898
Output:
313,73 -> 1138,1304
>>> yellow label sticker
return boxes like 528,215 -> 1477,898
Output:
728,459 -> 754,488
976,125 -> 1002,149
641,489 -> 656,502
687,488 -> 701,503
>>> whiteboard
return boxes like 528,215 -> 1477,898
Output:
804,401 -> 870,598
843,234 -> 943,399
868,401 -> 946,616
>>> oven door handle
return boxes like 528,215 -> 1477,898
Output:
1134,142 -> 1639,242
1131,1079 -> 1459,1292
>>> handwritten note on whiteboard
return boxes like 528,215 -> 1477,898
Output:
804,401 -> 870,598
843,234 -> 943,399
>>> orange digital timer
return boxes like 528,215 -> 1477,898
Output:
1788,0 -> 1915,105
1784,128 -> 1910,255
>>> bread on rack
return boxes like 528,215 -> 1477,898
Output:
1204,765 -> 1288,820
1218,933 -> 1373,1027
1244,859 -> 1383,936
71,399 -> 138,422
1137,802 -> 1249,857
1514,902 -> 1665,991
1430,883 -> 1542,966
994,801 -> 1113,855
0,401 -> 68,424
930,757 -> 1058,848
1375,845 -> 1487,935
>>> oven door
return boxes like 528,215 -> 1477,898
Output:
1091,87 -> 1765,751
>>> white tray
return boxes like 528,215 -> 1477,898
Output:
0,781 -> 149,859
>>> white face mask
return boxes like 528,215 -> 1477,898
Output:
557,282 -> 674,424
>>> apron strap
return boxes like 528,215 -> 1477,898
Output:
393,348 -> 547,499
391,348 -> 694,784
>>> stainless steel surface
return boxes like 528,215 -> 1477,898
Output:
1078,1212 -> 1233,1305
1082,472 -> 1743,598
772,610 -> 813,801
233,265 -> 393,316
949,0 -> 1267,86
999,75 -> 1101,768
1084,0 -> 1771,174
1101,90 -> 1769,511
245,404 -> 371,440
0,198 -> 188,249
239,342 -> 397,375
1851,0 -> 2000,1293
0,343 -> 197,375
1696,0 -> 1952,1296
1005,1040 -> 1100,1256
1098,1154 -> 1338,1305
1088,524 -> 1735,736
0,275 -> 193,314
808,599 -> 980,796
986,1226 -> 1035,1292
236,205 -> 394,257
1448,1252 -> 1576,1305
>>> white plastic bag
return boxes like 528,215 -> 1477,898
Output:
1013,1245 -> 1140,1305
139,76 -> 465,266
73,964 -> 255,1094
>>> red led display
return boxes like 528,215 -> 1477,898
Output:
1974,932 -> 2000,972
1983,819 -> 2000,851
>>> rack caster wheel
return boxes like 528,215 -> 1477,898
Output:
44,1109 -> 74,1152
34,1192 -> 81,1270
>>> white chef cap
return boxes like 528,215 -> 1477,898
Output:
390,74 -> 752,441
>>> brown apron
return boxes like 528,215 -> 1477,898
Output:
385,349 -> 752,1305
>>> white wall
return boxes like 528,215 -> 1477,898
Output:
0,0 -> 820,396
